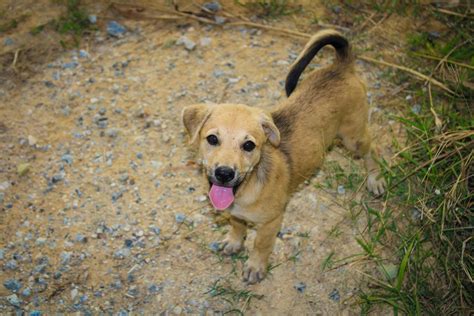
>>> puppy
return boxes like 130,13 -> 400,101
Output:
182,30 -> 386,284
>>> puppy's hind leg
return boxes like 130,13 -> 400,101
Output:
338,122 -> 386,195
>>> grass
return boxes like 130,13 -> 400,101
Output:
350,4 -> 473,314
235,0 -> 301,18
206,279 -> 264,314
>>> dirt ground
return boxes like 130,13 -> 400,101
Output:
0,1 -> 407,314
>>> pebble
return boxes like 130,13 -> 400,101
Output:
149,226 -> 161,235
63,62 -> 79,69
176,36 -> 196,51
17,163 -> 31,176
114,248 -> 131,259
4,279 -> 22,292
88,15 -> 97,24
200,37 -> 212,47
28,135 -> 38,146
60,251 -> 72,265
148,283 -> 162,294
106,128 -> 119,138
7,294 -> 21,307
411,104 -> 421,114
79,49 -> 89,58
214,16 -> 226,25
75,233 -> 87,243
337,185 -> 345,195
107,21 -> 127,37
21,287 -> 32,297
209,241 -> 221,252
202,1 -> 221,12
0,248 -> 4,259
294,282 -> 306,293
71,288 -> 79,300
175,213 -> 186,223
4,37 -> 14,46
61,154 -> 74,165
29,310 -> 42,316
5,259 -> 18,270
329,288 -> 340,302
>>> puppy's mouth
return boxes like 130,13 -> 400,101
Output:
207,178 -> 243,211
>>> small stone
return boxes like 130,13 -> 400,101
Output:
112,191 -> 123,202
4,37 -> 14,46
17,163 -> 31,176
214,16 -> 226,25
107,21 -> 127,37
136,152 -> 143,159
21,287 -> 32,297
200,37 -> 212,46
294,282 -> 306,293
106,128 -> 119,138
149,226 -> 161,235
29,310 -> 42,316
276,60 -> 289,66
411,104 -> 421,114
329,288 -> 340,302
88,15 -> 97,24
203,1 -> 221,12
4,279 -> 22,292
28,135 -> 38,146
7,294 -> 21,307
176,36 -> 196,51
63,62 -> 79,69
148,283 -> 162,294
124,239 -> 133,248
213,69 -> 224,78
114,248 -> 131,259
51,172 -> 65,183
175,213 -> 186,223
75,233 -> 87,243
61,154 -> 73,165
0,248 -> 4,259
60,251 -> 72,265
209,241 -> 221,252
79,50 -> 89,58
337,185 -> 345,195
71,288 -> 79,300
227,77 -> 240,84
5,259 -> 18,270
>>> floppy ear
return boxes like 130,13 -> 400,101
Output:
260,114 -> 280,147
182,104 -> 212,144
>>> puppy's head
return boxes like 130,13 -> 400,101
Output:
182,103 -> 280,210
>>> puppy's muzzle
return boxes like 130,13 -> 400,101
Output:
214,166 -> 235,184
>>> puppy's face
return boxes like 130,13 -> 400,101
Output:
182,104 -> 280,210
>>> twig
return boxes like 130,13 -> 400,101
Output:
432,7 -> 474,19
11,49 -> 20,71
227,21 -> 310,38
412,51 -> 474,71
358,55 -> 457,95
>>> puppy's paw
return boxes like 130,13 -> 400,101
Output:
242,260 -> 266,284
367,173 -> 386,196
221,237 -> 243,256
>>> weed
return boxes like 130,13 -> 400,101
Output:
235,0 -> 301,18
349,4 -> 474,313
206,279 -> 263,314
55,0 -> 91,35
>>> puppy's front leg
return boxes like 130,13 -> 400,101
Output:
222,216 -> 247,255
243,214 -> 283,284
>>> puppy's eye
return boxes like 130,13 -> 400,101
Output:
242,141 -> 256,152
206,134 -> 219,146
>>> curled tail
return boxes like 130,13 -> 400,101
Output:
285,30 -> 352,97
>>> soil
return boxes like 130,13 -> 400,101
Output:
0,1 -> 405,314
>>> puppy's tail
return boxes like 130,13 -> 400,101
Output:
285,29 -> 352,97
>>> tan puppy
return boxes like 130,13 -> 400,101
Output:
182,30 -> 386,284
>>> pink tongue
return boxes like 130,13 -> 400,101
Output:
209,184 -> 235,210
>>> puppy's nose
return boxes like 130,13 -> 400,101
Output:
215,166 -> 235,184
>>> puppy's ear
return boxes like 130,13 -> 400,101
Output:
260,114 -> 280,147
182,104 -> 212,144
